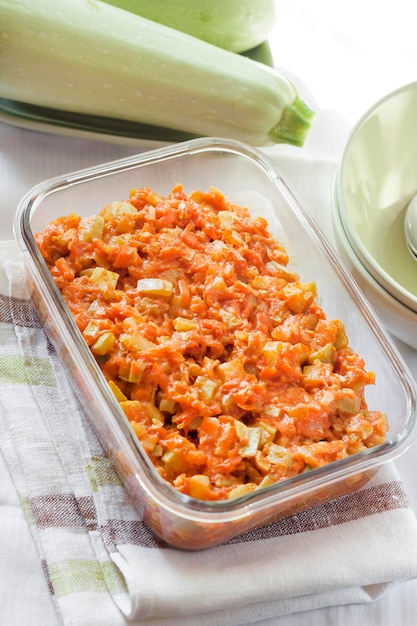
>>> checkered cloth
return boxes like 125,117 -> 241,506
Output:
1,240 -> 417,626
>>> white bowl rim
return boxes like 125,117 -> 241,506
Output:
334,80 -> 417,313
332,186 -> 417,350
332,186 -> 417,323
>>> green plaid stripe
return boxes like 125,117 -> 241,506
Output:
0,354 -> 56,387
48,559 -> 127,597
86,454 -> 123,492
20,494 -> 36,527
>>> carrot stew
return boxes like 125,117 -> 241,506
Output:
35,184 -> 388,501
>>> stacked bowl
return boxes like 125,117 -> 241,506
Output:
332,81 -> 417,349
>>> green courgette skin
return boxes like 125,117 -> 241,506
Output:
0,0 -> 314,146
99,0 -> 277,53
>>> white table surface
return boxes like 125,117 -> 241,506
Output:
1,2 -> 417,624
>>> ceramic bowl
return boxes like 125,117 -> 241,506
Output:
332,191 -> 417,349
333,81 -> 417,346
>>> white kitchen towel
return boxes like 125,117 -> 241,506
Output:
1,239 -> 417,626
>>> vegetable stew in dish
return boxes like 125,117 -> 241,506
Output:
35,184 -> 388,501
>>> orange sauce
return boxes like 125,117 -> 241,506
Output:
35,184 -> 388,501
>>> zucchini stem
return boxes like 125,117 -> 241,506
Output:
268,97 -> 316,147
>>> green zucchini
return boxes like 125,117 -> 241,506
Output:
0,0 -> 315,147
99,0 -> 277,53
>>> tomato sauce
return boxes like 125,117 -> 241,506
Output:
35,184 -> 388,501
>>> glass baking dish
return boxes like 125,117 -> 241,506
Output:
14,137 -> 417,550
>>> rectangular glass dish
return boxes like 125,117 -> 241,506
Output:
14,137 -> 417,550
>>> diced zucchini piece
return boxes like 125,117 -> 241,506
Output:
222,229 -> 245,247
219,309 -> 240,330
266,443 -> 292,467
91,331 -> 115,356
335,391 -> 361,415
334,322 -> 349,349
108,379 -> 128,402
101,201 -> 137,221
89,267 -> 120,289
136,278 -> 173,297
308,343 -> 335,364
256,474 -> 276,489
120,331 -> 155,352
189,474 -> 211,500
162,450 -> 188,473
194,376 -> 219,403
262,341 -> 282,367
172,317 -> 198,331
217,211 -> 238,230
78,214 -> 104,242
234,420 -> 261,458
216,359 -> 245,383
227,483 -> 255,500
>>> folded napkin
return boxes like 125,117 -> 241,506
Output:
1,239 -> 417,626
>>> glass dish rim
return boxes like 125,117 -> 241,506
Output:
13,136 -> 417,518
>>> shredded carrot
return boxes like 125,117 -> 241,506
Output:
35,184 -> 388,501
